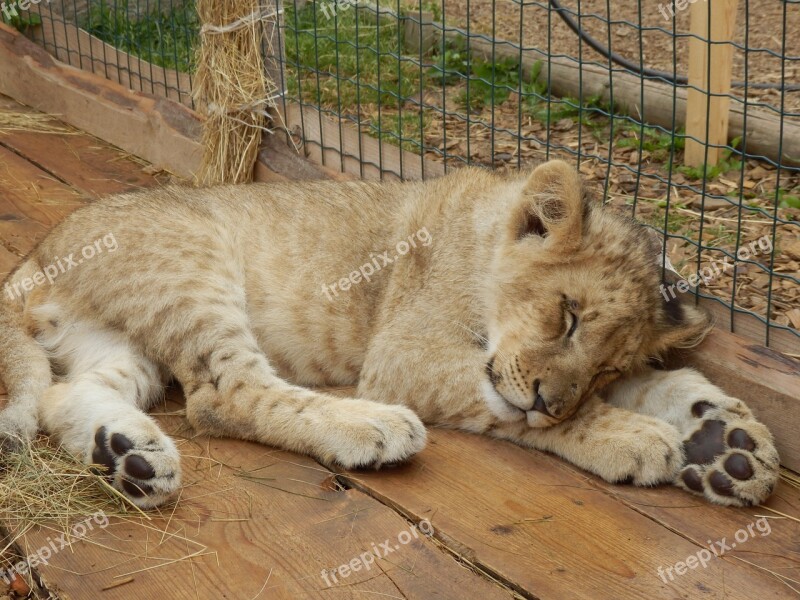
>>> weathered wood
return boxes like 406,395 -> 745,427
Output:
0,22 -> 202,180
0,145 -> 84,255
283,103 -> 445,181
26,7 -> 194,107
0,23 -> 292,185
678,328 -> 800,472
685,0 -> 739,166
0,245 -> 20,279
341,428 -> 797,600
0,96 -> 165,197
18,395 -> 511,600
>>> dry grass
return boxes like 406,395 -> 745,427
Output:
0,113 -> 75,135
193,0 -> 278,184
0,437 -> 139,551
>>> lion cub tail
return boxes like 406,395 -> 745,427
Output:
0,258 -> 53,448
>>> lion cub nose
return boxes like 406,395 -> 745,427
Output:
532,393 -> 554,418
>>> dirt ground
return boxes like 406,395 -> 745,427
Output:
437,0 -> 800,115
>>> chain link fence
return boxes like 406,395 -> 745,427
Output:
7,0 -> 799,352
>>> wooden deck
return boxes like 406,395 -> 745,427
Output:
1,95 -> 799,600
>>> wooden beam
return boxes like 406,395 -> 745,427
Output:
460,25 -> 799,168
27,7 -> 194,107
677,327 -> 800,472
684,0 -> 739,166
0,22 -> 202,180
0,22 -> 291,184
340,428 -> 799,600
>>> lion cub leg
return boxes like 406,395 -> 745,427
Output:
490,397 -> 685,486
606,368 -> 779,506
175,313 -> 426,469
34,311 -> 181,508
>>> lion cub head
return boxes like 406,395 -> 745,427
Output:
484,160 -> 712,427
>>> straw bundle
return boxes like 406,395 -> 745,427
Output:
193,0 -> 278,184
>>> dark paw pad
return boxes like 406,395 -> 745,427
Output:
727,428 -> 756,452
684,419 -> 726,465
125,455 -> 156,480
709,470 -> 735,497
110,433 -> 134,455
121,478 -> 154,498
724,453 -> 753,480
681,467 -> 704,493
691,401 -> 716,418
91,427 -> 116,476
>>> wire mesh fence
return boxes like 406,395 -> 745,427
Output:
6,0 -> 799,351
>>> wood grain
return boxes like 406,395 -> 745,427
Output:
685,0 -> 739,166
0,96 -> 166,197
678,328 -> 800,472
0,145 -> 84,255
0,23 -> 203,180
341,428 -> 798,600
21,395 -> 511,600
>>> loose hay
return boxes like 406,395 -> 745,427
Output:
0,436 -> 136,550
193,0 -> 279,185
0,113 -> 75,135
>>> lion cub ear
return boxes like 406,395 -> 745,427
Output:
651,297 -> 714,355
510,160 -> 587,252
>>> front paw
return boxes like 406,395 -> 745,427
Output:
595,418 -> 684,486
676,399 -> 779,507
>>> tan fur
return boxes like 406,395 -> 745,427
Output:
0,161 -> 778,508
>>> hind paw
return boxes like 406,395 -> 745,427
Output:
676,399 -> 779,506
90,422 -> 181,508
0,407 -> 38,452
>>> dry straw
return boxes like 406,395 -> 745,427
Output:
193,0 -> 280,185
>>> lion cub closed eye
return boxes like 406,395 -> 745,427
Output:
0,160 -> 778,508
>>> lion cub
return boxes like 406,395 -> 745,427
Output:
0,161 -> 779,508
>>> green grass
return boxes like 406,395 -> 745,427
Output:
617,124 -> 685,162
285,1 -> 418,110
367,112 -> 430,151
1,9 -> 41,33
83,0 -> 198,72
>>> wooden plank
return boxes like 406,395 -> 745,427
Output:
0,96 -> 166,197
27,8 -> 194,107
0,22 -> 291,185
685,0 -> 739,166
678,328 -> 800,472
0,244 -> 20,280
0,22 -> 202,180
588,467 -> 800,593
0,145 -> 84,255
17,395 -> 511,600
341,429 -> 796,600
283,103 -> 445,182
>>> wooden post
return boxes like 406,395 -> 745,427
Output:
684,0 -> 739,167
